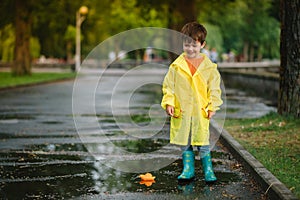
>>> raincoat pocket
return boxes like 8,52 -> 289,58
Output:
173,108 -> 181,118
201,103 -> 211,118
171,116 -> 181,130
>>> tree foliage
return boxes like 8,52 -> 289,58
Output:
0,24 -> 15,62
0,0 -> 281,63
198,0 -> 280,61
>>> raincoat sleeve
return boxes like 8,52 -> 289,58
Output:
207,68 -> 223,112
161,67 -> 176,110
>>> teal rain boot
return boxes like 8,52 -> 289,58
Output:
178,150 -> 195,180
201,152 -> 217,183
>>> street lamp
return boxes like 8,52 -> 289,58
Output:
75,6 -> 88,72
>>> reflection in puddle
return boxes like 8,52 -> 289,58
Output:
112,138 -> 169,153
87,158 -> 245,199
25,143 -> 89,152
0,114 -> 35,120
0,149 -> 244,199
0,152 -> 96,199
41,121 -> 64,124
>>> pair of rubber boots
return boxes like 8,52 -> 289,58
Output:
177,148 -> 217,182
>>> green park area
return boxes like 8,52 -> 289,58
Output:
225,112 -> 300,198
0,72 -> 75,89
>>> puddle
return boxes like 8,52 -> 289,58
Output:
0,114 -> 35,120
0,133 -> 15,139
100,114 -> 152,125
95,161 -> 242,196
0,133 -> 76,139
0,119 -> 19,124
0,152 -> 246,199
41,121 -> 64,125
22,138 -> 170,154
0,152 -> 90,164
99,118 -> 116,123
112,138 -> 169,153
24,143 -> 89,152
0,172 -> 95,199
99,113 -> 165,124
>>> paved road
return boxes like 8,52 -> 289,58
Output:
0,68 -> 268,199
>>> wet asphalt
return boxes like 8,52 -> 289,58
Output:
0,68 -> 273,199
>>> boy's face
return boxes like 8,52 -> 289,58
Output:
183,40 -> 205,59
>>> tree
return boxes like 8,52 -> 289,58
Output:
64,25 -> 76,63
167,0 -> 197,60
278,0 -> 300,117
197,0 -> 245,58
32,0 -> 82,58
13,0 -> 32,75
167,0 -> 197,30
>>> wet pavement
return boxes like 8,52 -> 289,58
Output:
0,68 -> 273,199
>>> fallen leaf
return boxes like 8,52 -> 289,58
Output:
139,180 -> 155,186
138,173 -> 156,187
139,173 -> 155,181
278,121 -> 286,127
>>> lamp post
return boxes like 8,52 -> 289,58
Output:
75,6 -> 88,72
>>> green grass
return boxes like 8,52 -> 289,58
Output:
0,72 -> 76,89
224,112 -> 300,198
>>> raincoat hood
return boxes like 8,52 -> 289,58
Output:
173,53 -> 217,73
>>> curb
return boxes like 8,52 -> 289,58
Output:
211,123 -> 298,200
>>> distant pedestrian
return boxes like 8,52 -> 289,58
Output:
161,22 -> 223,183
108,51 -> 116,62
210,48 -> 218,63
201,46 -> 210,58
228,50 -> 235,62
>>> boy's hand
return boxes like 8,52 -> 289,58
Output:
208,110 -> 215,119
166,105 -> 177,118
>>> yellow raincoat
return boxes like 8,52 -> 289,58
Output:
161,53 -> 223,146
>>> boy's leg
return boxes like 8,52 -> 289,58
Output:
198,145 -> 217,183
178,145 -> 195,180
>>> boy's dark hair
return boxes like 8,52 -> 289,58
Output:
181,22 -> 207,44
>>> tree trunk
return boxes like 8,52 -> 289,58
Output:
278,0 -> 300,117
257,46 -> 263,61
66,41 -> 73,63
249,44 -> 254,62
243,41 -> 249,62
13,0 -> 32,76
168,0 -> 197,61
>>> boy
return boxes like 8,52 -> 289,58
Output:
161,22 -> 223,182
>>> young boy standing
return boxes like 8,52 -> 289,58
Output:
161,22 -> 223,183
